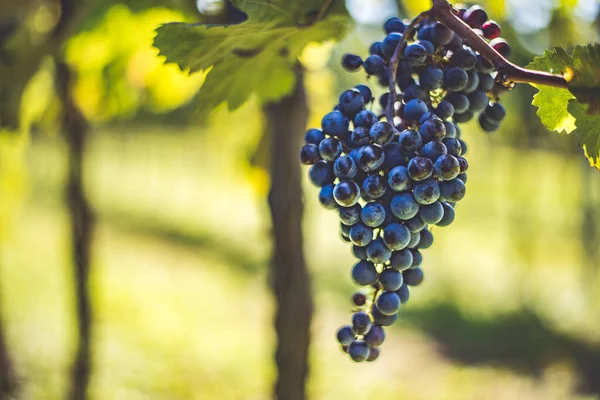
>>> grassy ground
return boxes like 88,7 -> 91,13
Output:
1,126 -> 599,399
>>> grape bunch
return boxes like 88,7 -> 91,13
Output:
300,4 -> 510,362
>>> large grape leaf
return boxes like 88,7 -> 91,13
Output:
153,0 -> 349,112
527,46 -> 600,169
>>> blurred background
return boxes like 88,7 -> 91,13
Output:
0,0 -> 600,399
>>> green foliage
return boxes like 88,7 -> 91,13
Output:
528,45 -> 600,168
153,0 -> 349,112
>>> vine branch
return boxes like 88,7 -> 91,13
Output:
430,0 -> 568,88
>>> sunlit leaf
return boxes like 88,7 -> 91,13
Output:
568,101 -> 600,169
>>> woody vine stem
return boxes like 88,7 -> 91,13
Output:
384,0 -> 568,123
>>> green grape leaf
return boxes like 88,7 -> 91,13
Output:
566,44 -> 600,114
527,46 -> 600,168
153,0 -> 349,112
568,100 -> 600,169
527,48 -> 576,134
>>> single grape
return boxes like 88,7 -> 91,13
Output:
446,33 -> 464,51
398,129 -> 423,153
463,70 -> 480,94
351,260 -> 378,286
339,89 -> 365,118
482,20 -> 501,39
435,101 -> 455,120
417,40 -> 435,55
490,37 -> 511,58
431,22 -> 454,45
382,222 -> 411,250
390,192 -> 420,220
453,111 -> 474,123
339,203 -> 362,226
337,325 -> 355,345
388,166 -> 412,192
361,202 -> 386,228
334,155 -> 358,179
304,128 -> 325,145
410,249 -> 423,268
333,180 -> 361,207
362,174 -> 386,199
384,17 -> 405,34
457,156 -> 469,173
403,99 -> 429,122
364,324 -> 386,347
340,223 -> 352,242
348,340 -> 371,362
403,84 -> 427,102
450,49 -> 477,70
352,311 -> 372,335
382,32 -> 402,58
390,248 -> 413,271
352,244 -> 368,260
321,111 -> 349,137
420,118 -> 446,142
396,284 -> 410,303
463,5 -> 488,29
484,103 -> 506,122
467,90 -> 489,113
397,73 -> 416,91
407,156 -> 433,181
369,41 -> 384,58
376,291 -> 401,315
436,202 -> 456,226
445,92 -> 470,113
403,43 -> 427,66
403,267 -> 424,286
443,67 -> 469,92
433,154 -> 460,181
357,145 -> 385,172
475,54 -> 494,73
420,141 -> 448,162
413,179 -> 441,205
379,92 -> 390,109
352,292 -> 367,306
319,184 -> 337,209
371,306 -> 398,326
370,121 -> 394,145
457,172 -> 468,183
478,114 -> 499,132
342,54 -> 363,72
300,144 -> 320,165
417,228 -> 434,249
419,66 -> 444,91
417,25 -> 432,41
478,73 -> 495,92
366,347 -> 380,362
458,138 -> 468,155
443,121 -> 457,139
407,230 -> 421,249
355,84 -> 373,104
404,215 -> 426,233
350,127 -> 371,146
367,238 -> 392,263
349,223 -> 374,247
309,160 -> 335,187
442,138 -> 462,157
378,268 -> 403,291
439,179 -> 466,202
384,144 -> 411,171
364,55 -> 385,75
419,201 -> 445,224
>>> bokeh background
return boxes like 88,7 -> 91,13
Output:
1,0 -> 600,399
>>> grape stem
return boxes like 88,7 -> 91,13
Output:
386,11 -> 431,124
430,0 -> 568,88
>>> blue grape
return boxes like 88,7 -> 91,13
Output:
337,325 -> 355,345
379,92 -> 390,109
350,127 -> 371,146
476,54 -> 494,73
339,88 -> 365,118
352,311 -> 372,335
396,284 -> 410,303
478,113 -> 499,132
431,22 -> 454,45
478,73 -> 495,92
442,138 -> 462,156
370,121 -> 394,145
384,145 -> 411,171
403,267 -> 424,286
417,228 -> 433,249
433,154 -> 460,181
403,43 -> 427,66
413,179 -> 441,205
445,92 -> 469,113
397,73 -> 416,91
435,101 -> 455,120
419,201 -> 444,224
403,84 -> 427,102
417,26 -> 432,41
446,33 -> 464,51
333,180 -> 361,207
362,174 -> 387,199
354,110 -> 377,128
468,90 -> 489,113
453,111 -> 474,123
419,118 -> 446,142
334,155 -> 358,179
436,202 -> 456,226
366,347 -> 380,362
339,204 -> 362,226
340,223 -> 352,242
382,32 -> 402,58
388,166 -> 412,191
450,48 -> 476,70
352,292 -> 367,306
304,128 -> 325,145
417,40 -> 435,54
355,84 -> 373,104
463,70 -> 480,94
376,291 -> 401,315
378,268 -> 403,291
391,192 -> 420,220
382,222 -> 411,250
357,145 -> 385,172
443,67 -> 469,92
309,161 -> 335,187
398,129 -> 423,153
369,41 -> 384,57
351,260 -> 378,286
348,340 -> 371,362
403,99 -> 429,122
367,238 -> 392,263
321,111 -> 348,137
407,156 -> 433,181
349,223 -> 374,247
390,249 -> 413,271
439,179 -> 466,202
300,144 -> 320,165
384,17 -> 405,34
364,324 -> 386,347
361,202 -> 386,227
420,141 -> 448,162
404,215 -> 426,233
484,103 -> 506,122
372,306 -> 398,326
457,172 -> 468,183
352,244 -> 368,260
443,121 -> 457,138
419,66 -> 443,91
407,231 -> 421,248
342,54 -> 363,72
364,55 -> 385,75
410,250 -> 423,268
319,184 -> 337,209
319,137 -> 342,161
458,139 -> 468,155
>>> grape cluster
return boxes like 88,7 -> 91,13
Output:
300,4 -> 510,362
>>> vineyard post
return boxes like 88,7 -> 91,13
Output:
265,65 -> 312,400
